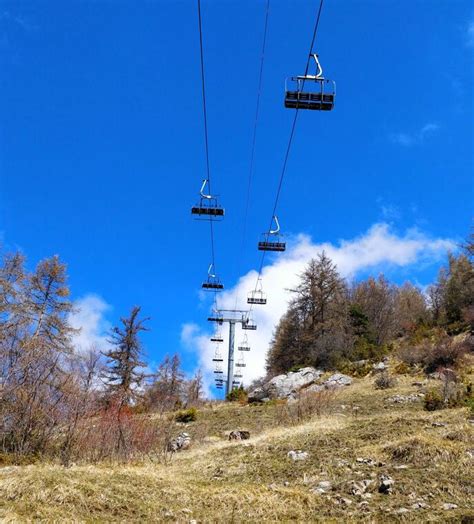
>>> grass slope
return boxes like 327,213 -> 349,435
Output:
1,375 -> 473,522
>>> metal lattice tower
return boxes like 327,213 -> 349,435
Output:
208,309 -> 254,396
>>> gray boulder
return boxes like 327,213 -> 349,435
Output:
247,387 -> 267,402
266,367 -> 323,399
167,432 -> 191,453
324,373 -> 352,388
249,367 -> 323,401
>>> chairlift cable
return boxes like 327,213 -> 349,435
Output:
247,0 -> 325,317
197,0 -> 219,302
232,0 -> 271,313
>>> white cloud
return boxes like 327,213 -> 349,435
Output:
182,223 -> 455,393
390,122 -> 440,147
68,294 -> 112,353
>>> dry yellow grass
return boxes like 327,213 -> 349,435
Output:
1,374 -> 473,522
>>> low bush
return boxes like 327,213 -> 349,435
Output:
175,408 -> 197,423
275,389 -> 335,425
226,387 -> 248,404
398,337 -> 471,373
423,338 -> 470,373
374,372 -> 397,390
424,369 -> 469,411
392,361 -> 412,375
424,388 -> 444,411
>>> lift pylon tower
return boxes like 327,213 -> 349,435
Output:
209,309 -> 254,396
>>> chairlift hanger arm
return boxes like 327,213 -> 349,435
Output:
269,215 -> 281,235
200,179 -> 212,199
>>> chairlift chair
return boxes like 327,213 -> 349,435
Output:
208,310 -> 224,324
212,346 -> 223,363
238,334 -> 251,352
234,370 -> 243,378
235,355 -> 246,368
191,179 -> 225,219
285,54 -> 336,111
258,216 -> 286,252
242,317 -> 257,331
247,278 -> 267,305
202,264 -> 224,291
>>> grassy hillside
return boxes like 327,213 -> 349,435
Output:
1,374 -> 473,522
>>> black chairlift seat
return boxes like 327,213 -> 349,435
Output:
210,336 -> 224,342
238,345 -> 250,352
235,362 -> 246,368
212,358 -> 223,362
214,369 -> 224,374
234,371 -> 243,378
284,89 -> 335,111
247,290 -> 267,305
242,321 -> 257,331
258,238 -> 286,252
208,311 -> 223,323
191,201 -> 225,219
202,279 -> 224,291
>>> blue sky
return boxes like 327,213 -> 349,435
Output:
0,1 -> 472,388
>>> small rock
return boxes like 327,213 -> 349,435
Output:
311,480 -> 332,494
181,508 -> 192,515
466,449 -> 474,459
288,450 -> 309,461
412,381 -> 424,387
228,430 -> 250,441
167,432 -> 191,453
349,479 -> 374,496
385,394 -> 424,404
283,481 -> 290,487
412,502 -> 429,510
378,474 -> 394,494
373,362 -> 386,372
442,503 -> 458,510
393,465 -> 409,470
356,457 -> 384,467
394,508 -> 410,514
431,422 -> 447,427
324,373 -> 353,388
332,496 -> 353,506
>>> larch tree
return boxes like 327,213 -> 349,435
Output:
103,306 -> 149,406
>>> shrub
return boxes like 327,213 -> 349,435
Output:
465,397 -> 474,416
338,359 -> 372,378
175,408 -> 197,423
393,361 -> 412,375
374,372 -> 397,389
424,388 -> 444,411
226,387 -> 248,403
275,389 -> 335,425
423,338 -> 470,373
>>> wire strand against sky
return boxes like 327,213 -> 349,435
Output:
248,0 -> 326,315
232,0 -> 271,312
197,0 -> 217,277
